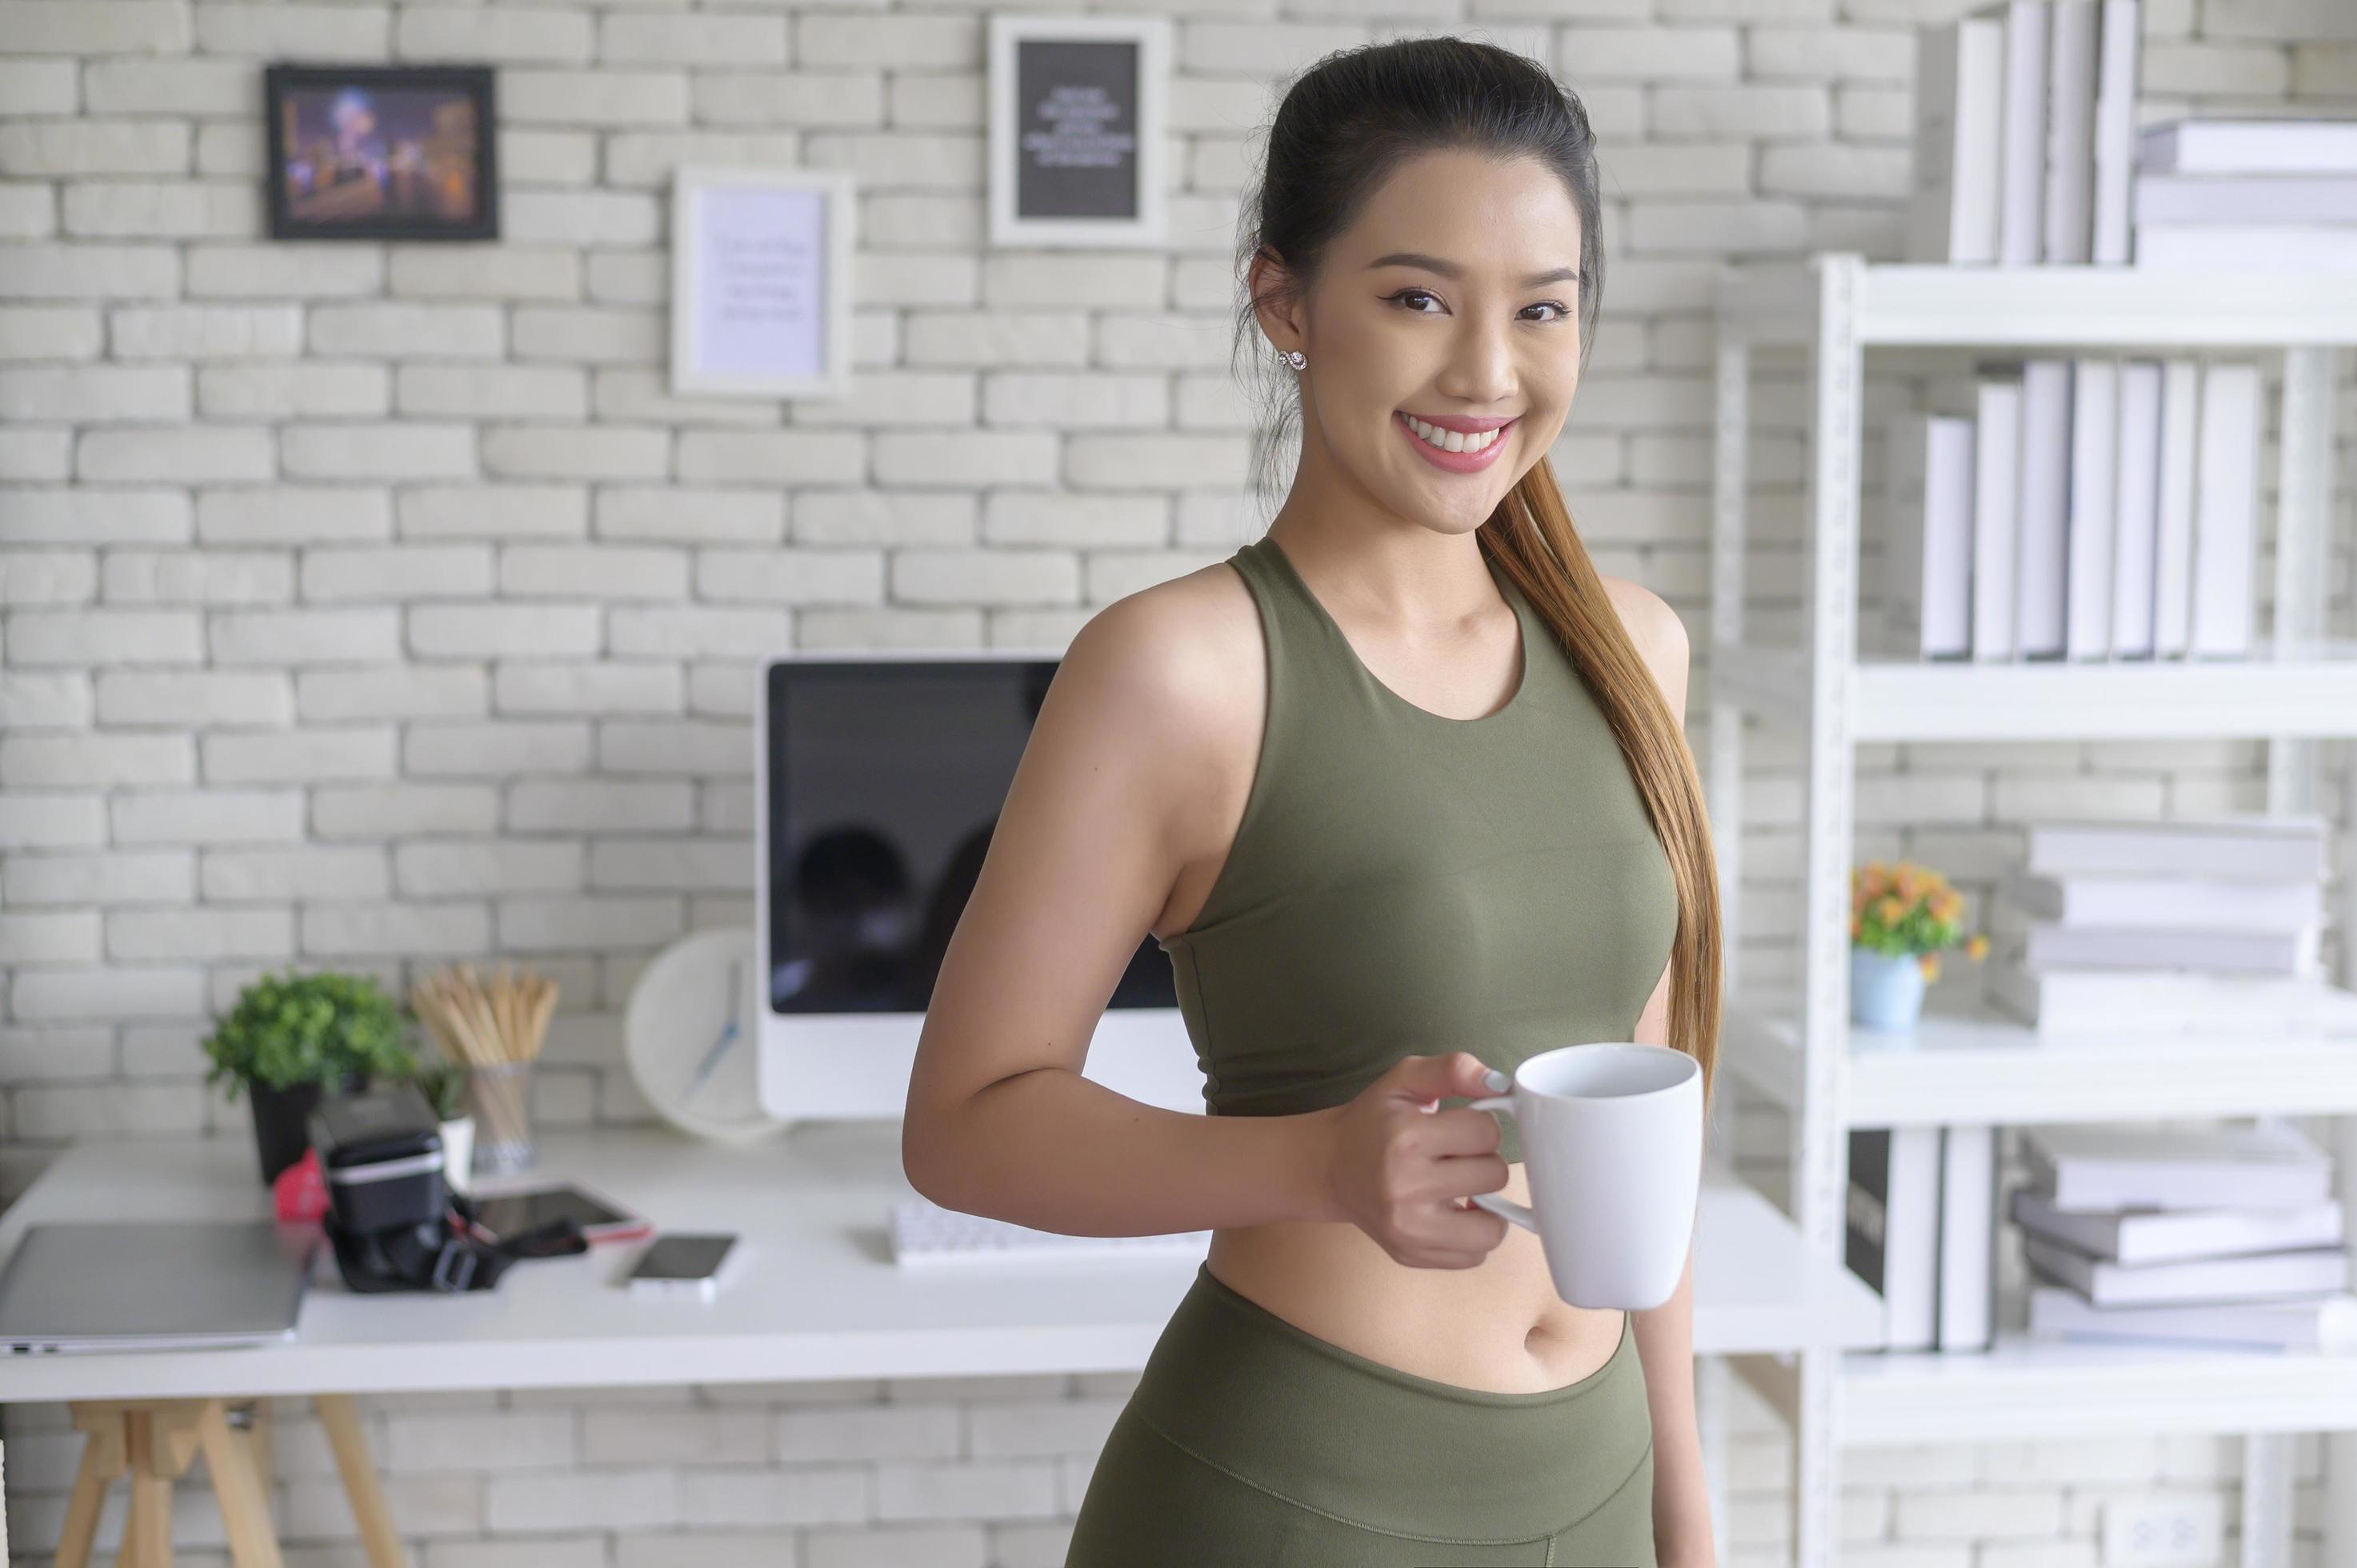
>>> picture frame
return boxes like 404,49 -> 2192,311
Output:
264,62 -> 497,242
669,165 -> 856,402
987,14 -> 1169,250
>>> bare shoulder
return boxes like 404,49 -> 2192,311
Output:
1597,574 -> 1689,715
1058,558 -> 1260,743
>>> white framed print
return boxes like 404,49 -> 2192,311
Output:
988,14 -> 1169,250
670,165 -> 854,400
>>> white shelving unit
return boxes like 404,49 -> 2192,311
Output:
1708,254 -> 2356,1568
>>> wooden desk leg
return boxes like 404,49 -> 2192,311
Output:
194,1401 -> 283,1568
313,1394 -> 404,1568
59,1404 -> 130,1568
238,1399 -> 274,1497
118,1408 -> 172,1568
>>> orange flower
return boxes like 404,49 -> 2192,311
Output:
1966,934 -> 1990,961
1919,954 -> 1941,982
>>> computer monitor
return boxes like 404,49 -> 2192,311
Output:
754,650 -> 1209,1122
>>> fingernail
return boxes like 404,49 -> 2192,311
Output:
1483,1068 -> 1511,1093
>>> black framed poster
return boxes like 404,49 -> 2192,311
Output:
988,14 -> 1167,248
264,62 -> 497,242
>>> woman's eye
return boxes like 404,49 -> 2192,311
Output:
1525,301 -> 1571,323
1391,288 -> 1442,313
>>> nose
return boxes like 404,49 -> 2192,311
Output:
1432,314 -> 1516,410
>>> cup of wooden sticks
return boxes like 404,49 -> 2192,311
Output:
410,962 -> 556,1178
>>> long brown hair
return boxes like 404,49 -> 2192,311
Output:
1233,35 -> 1723,1106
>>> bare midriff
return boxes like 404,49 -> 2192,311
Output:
1202,1168 -> 1628,1395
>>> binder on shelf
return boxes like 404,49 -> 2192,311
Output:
2151,358 -> 2200,658
1991,958 -> 2357,1035
1999,865 -> 2323,934
1909,14 -> 2005,265
2089,0 -> 2139,265
2039,0 -> 2099,265
1881,409 -> 1975,660
2022,815 -> 2330,883
2062,356 -> 2119,661
1971,374 -> 2024,662
2189,359 -> 2259,659
2013,358 -> 2072,658
1991,898 -> 2321,977
2107,358 -> 2162,657
2138,117 -> 2357,175
1995,0 -> 2053,267
1938,1126 -> 1999,1351
1847,1127 -> 1942,1351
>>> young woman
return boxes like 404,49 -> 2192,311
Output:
902,35 -> 1723,1568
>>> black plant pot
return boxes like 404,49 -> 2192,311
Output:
247,1071 -> 366,1187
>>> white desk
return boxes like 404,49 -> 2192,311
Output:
0,1122 -> 1881,1406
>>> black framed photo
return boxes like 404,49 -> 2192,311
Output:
264,63 -> 498,242
987,14 -> 1167,249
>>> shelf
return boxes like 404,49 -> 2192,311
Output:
1727,991 -> 2357,1128
1712,639 -> 2357,742
1717,259 -> 2357,350
1841,1328 -> 2357,1445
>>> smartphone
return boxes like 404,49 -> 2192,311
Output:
468,1181 -> 650,1246
625,1233 -> 741,1300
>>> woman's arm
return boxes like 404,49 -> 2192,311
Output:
903,583 -> 1346,1234
1613,581 -> 1719,1568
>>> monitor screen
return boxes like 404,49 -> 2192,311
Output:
763,658 -> 1177,1018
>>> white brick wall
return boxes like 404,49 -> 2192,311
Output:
2,1 -> 2351,1564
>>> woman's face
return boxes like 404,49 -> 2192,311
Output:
1264,149 -> 1586,535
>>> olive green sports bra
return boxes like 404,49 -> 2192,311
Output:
1156,534 -> 1681,1166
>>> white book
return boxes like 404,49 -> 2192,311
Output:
2011,1188 -> 2344,1266
2107,358 -> 2162,656
2042,0 -> 2099,263
2014,359 -> 2073,658
2140,117 -> 2357,175
2190,359 -> 2259,658
1971,374 -> 2023,660
1988,957 -> 2357,1035
1911,18 -> 2008,264
2135,223 -> 2357,272
2028,1283 -> 2357,1351
1939,1126 -> 1999,1351
1994,903 -> 2319,976
1883,410 -> 1975,659
1848,1126 -> 1942,1351
1998,1 -> 2054,266
2152,358 -> 2201,657
2022,1122 -> 2333,1213
2135,174 -> 2357,226
2090,0 -> 2140,264
2023,814 -> 2330,882
2063,357 -> 2119,659
2001,866 -> 2323,933
2024,1234 -> 2348,1306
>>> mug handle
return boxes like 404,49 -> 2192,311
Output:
1462,1094 -> 1536,1232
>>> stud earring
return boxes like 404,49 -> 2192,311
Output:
1282,349 -> 1307,370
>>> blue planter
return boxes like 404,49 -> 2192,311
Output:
1850,947 -> 1927,1033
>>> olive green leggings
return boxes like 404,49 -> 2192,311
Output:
1065,1262 -> 1656,1567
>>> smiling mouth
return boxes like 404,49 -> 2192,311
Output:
1399,412 -> 1513,455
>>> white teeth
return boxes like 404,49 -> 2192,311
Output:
1404,414 -> 1501,454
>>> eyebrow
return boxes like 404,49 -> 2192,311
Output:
1365,252 -> 1582,287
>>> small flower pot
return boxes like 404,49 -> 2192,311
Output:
246,1070 -> 366,1187
1850,947 -> 1927,1034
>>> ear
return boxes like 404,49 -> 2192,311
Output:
1247,246 -> 1306,358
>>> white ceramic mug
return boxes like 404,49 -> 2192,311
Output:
1466,1042 -> 1703,1310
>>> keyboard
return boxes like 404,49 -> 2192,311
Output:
889,1197 -> 1212,1267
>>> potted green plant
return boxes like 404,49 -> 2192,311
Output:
202,969 -> 418,1186
408,1059 -> 474,1194
1849,859 -> 1991,1034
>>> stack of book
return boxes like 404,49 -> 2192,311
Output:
2019,1122 -> 2357,1352
1984,814 -> 2355,1036
1880,354 -> 2259,662
2135,118 -> 2357,274
1909,0 -> 2140,266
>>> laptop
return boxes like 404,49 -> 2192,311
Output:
0,1219 -> 318,1354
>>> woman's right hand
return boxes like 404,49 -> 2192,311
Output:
1313,1051 -> 1515,1269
